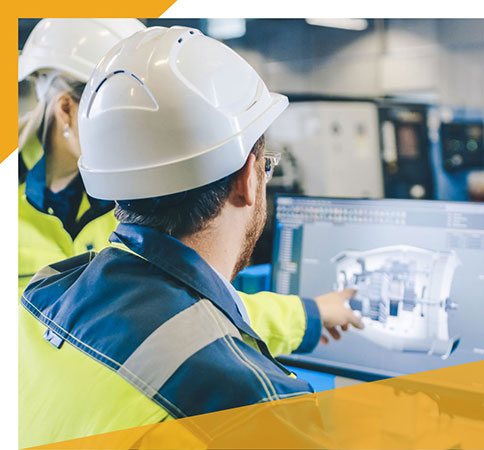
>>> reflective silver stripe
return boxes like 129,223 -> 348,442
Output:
29,265 -> 60,284
118,299 -> 241,397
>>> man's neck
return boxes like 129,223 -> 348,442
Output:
179,208 -> 245,281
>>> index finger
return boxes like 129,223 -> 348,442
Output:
346,309 -> 364,329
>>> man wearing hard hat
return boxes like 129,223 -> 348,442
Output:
19,25 -> 363,447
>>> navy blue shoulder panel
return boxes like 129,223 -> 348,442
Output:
161,337 -> 313,417
21,244 -> 314,420
22,247 -> 200,367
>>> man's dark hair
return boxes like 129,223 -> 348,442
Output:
114,135 -> 265,238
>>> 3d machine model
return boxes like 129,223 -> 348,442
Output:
331,245 -> 460,359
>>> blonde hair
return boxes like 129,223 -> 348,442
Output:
18,72 -> 85,154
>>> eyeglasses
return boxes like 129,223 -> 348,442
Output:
263,151 -> 281,183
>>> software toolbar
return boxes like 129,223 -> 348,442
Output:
276,197 -> 484,232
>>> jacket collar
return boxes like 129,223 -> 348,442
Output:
110,223 -> 262,342
25,155 -> 83,213
25,155 -> 114,228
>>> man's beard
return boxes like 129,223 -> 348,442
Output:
231,183 -> 267,281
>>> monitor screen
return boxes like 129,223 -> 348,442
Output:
272,195 -> 484,379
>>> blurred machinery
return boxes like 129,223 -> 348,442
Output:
265,97 -> 384,199
378,103 -> 434,200
332,245 -> 460,359
440,122 -> 483,173
428,106 -> 484,201
265,98 -> 484,203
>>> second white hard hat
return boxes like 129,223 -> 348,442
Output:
78,26 -> 288,200
18,18 -> 146,83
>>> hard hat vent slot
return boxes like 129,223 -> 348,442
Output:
95,77 -> 108,93
95,70 -> 145,93
87,71 -> 158,119
95,71 -> 128,93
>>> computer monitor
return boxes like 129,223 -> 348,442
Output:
272,195 -> 484,380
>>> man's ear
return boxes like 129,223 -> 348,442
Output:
54,93 -> 76,128
229,153 -> 258,207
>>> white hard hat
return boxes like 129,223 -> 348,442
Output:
18,18 -> 146,83
78,26 -> 288,200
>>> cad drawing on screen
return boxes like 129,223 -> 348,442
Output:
331,245 -> 460,359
